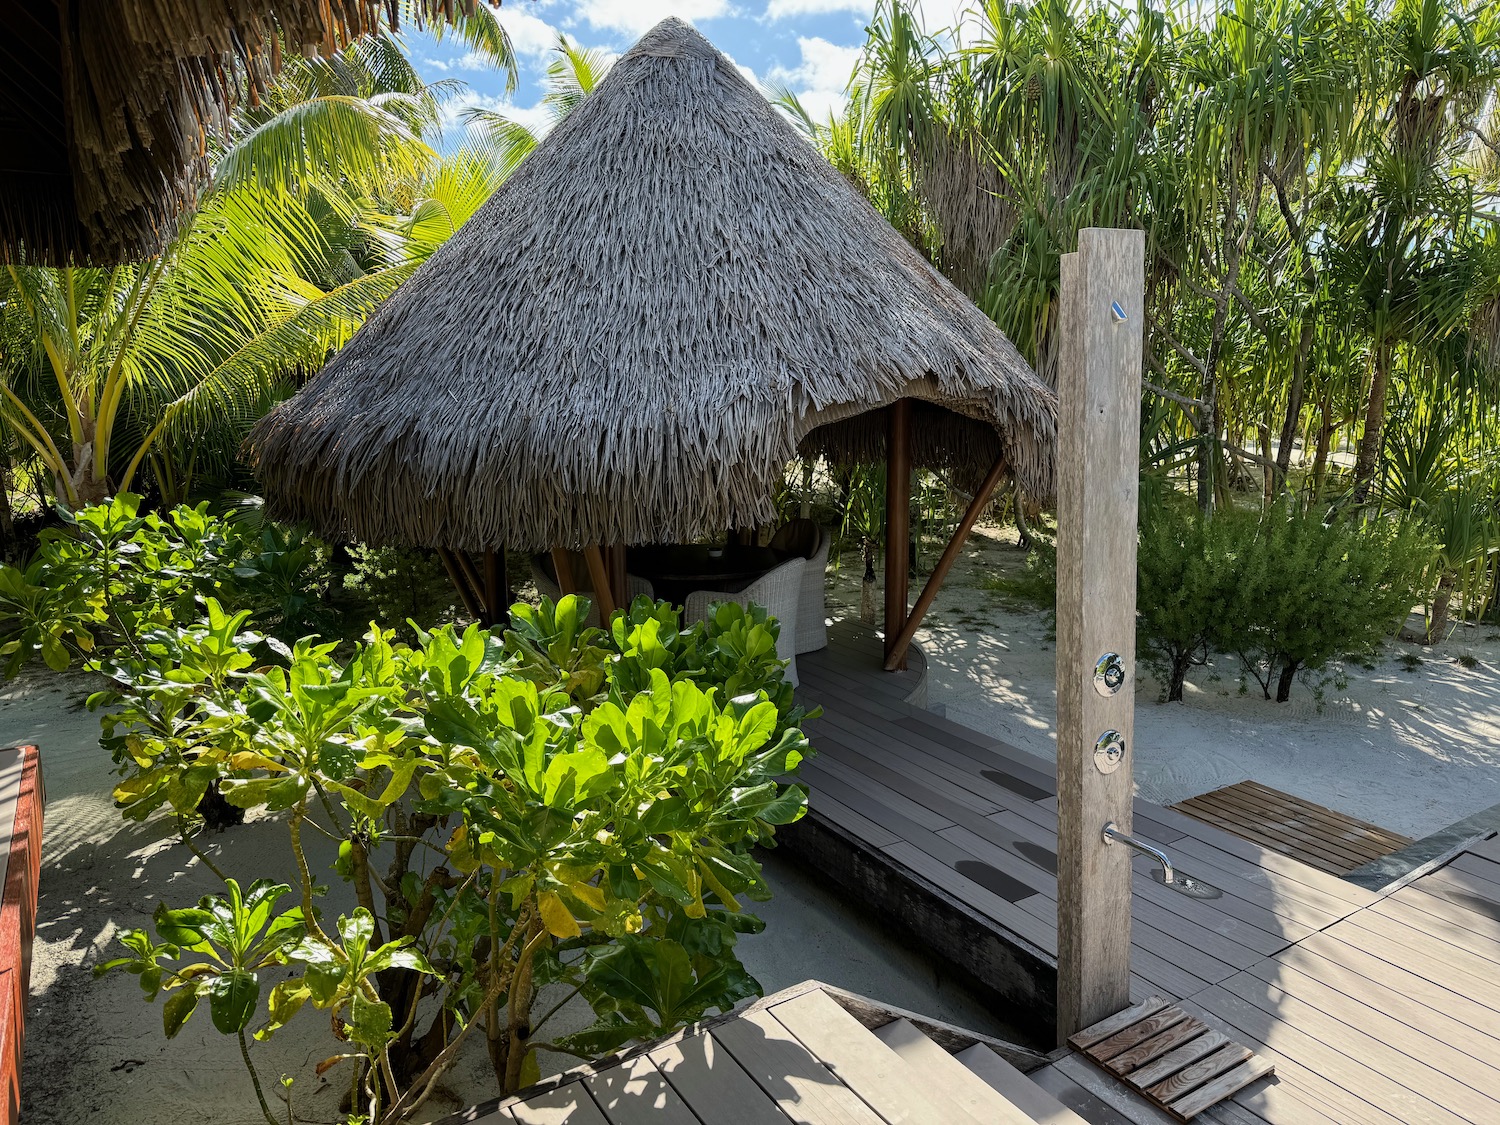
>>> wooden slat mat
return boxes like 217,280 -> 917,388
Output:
1069,996 -> 1273,1121
1171,780 -> 1411,876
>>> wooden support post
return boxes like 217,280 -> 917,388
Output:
582,546 -> 617,620
483,549 -> 505,628
883,398 -> 912,668
436,547 -> 483,620
607,544 -> 629,612
884,452 -> 1007,671
551,548 -> 577,596
1055,228 -> 1145,1044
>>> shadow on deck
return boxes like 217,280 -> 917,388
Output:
784,618 -> 1378,1044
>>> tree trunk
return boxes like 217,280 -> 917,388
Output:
1275,660 -> 1299,703
1352,341 -> 1391,501
1168,656 -> 1190,703
1013,484 -> 1033,551
1276,317 -> 1314,480
1425,569 -> 1456,645
1311,395 -> 1334,498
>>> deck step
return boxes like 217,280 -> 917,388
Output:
766,989 -> 986,1125
872,1018 -> 1036,1124
956,1043 -> 1092,1125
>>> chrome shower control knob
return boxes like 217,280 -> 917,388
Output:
1093,730 -> 1126,774
1094,652 -> 1126,696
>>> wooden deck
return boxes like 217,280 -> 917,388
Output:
1171,780 -> 1413,876
790,621 -> 1377,1020
787,619 -> 1500,1124
439,982 -> 1083,1125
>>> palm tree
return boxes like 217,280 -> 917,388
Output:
462,36 -> 616,174
0,25 -> 516,508
1337,0 -> 1500,498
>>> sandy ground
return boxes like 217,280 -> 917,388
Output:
8,672 -> 1012,1125
828,522 -> 1500,840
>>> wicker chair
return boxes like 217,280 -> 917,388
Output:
769,519 -> 830,654
529,555 -> 653,628
683,556 -> 806,686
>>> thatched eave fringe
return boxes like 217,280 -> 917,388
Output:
0,0 -> 498,266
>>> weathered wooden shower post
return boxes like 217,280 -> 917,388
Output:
1055,228 -> 1145,1043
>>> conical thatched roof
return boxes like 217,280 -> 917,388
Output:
248,18 -> 1057,553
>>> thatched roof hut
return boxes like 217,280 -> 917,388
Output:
248,18 -> 1056,555
0,0 -> 496,265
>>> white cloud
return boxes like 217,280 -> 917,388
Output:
766,36 -> 860,120
501,8 -> 565,58
764,0 -> 868,18
437,92 -> 555,144
572,0 -> 735,37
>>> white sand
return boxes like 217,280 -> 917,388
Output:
828,522 -> 1500,840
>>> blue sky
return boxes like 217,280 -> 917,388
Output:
407,1 -> 961,140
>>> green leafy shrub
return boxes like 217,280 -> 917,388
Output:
94,592 -> 811,1124
1225,503 -> 1429,701
341,544 -> 461,641
0,494 -> 334,674
1137,502 -> 1252,703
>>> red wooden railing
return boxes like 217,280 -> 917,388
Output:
0,746 -> 42,1125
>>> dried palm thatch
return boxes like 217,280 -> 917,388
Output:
248,18 -> 1057,554
0,0 -> 496,265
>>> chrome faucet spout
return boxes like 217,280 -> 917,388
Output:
1102,821 -> 1174,885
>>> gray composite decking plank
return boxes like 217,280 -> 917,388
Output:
812,732 -> 1003,817
583,1056 -> 701,1125
799,759 -> 950,845
766,989 -> 985,1125
804,789 -> 903,849
805,705 -> 1053,815
649,1031 -> 795,1125
798,668 -> 1060,794
1163,834 -> 1373,919
1421,862 -> 1500,908
1218,971 -> 1498,1125
1008,800 -> 1362,926
977,827 -> 1267,972
1445,851 -> 1500,889
1140,806 -> 1379,908
1384,883 -> 1500,946
1335,912 -> 1500,1013
1270,938 -> 1500,1055
1368,895 -> 1500,967
872,1019 -> 1040,1124
880,840 -> 1057,951
1290,929 -> 1500,1036
1007,880 -> 1241,986
797,753 -> 955,833
507,1083 -> 613,1125
992,805 -> 1340,938
797,664 -> 1056,782
712,1007 -> 888,1125
1246,956 -> 1500,1095
1464,835 -> 1500,865
1179,991 -> 1418,1125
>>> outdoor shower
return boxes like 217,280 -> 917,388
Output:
1102,821 -> 1223,900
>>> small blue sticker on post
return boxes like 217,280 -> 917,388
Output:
1110,300 -> 1128,321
